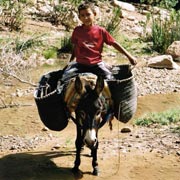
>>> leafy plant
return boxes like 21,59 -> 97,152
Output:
100,7 -> 122,35
47,0 -> 81,27
15,35 -> 45,54
0,0 -> 26,31
134,109 -> 180,126
58,36 -> 73,54
140,0 -> 178,9
50,4 -> 68,26
151,10 -> 180,53
141,9 -> 180,54
69,0 -> 82,6
43,47 -> 58,59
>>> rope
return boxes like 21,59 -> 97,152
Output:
111,102 -> 121,176
99,103 -> 121,179
116,102 -> 121,174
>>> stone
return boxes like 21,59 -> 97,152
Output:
166,41 -> 180,62
111,0 -> 136,12
120,127 -> 132,133
147,55 -> 180,69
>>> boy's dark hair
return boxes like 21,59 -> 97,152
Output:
78,2 -> 96,14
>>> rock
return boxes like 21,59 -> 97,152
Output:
53,144 -> 61,149
45,58 -> 56,66
111,0 -> 136,12
166,41 -> 180,62
131,26 -> 143,35
62,11 -> 81,30
0,6 -> 3,15
42,127 -> 49,131
147,55 -> 180,69
38,5 -> 53,15
120,127 -> 132,133
16,89 -> 23,97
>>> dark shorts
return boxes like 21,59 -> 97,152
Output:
61,62 -> 112,81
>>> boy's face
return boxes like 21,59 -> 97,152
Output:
79,8 -> 96,27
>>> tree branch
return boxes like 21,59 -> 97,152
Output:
0,68 -> 37,87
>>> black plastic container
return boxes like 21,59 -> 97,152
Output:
34,70 -> 68,131
107,65 -> 137,123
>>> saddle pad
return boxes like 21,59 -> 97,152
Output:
64,74 -> 112,112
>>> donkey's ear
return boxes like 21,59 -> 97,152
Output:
75,76 -> 83,94
95,76 -> 104,95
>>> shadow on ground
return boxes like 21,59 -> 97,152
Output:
0,151 -> 81,180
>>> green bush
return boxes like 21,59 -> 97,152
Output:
135,109 -> 180,126
151,10 -> 180,53
43,47 -> 58,59
141,9 -> 180,54
140,0 -> 178,9
15,35 -> 44,54
100,7 -> 122,35
57,36 -> 73,54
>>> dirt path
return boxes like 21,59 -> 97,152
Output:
0,122 -> 180,180
0,92 -> 180,180
1,148 -> 179,180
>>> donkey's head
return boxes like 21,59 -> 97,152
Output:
74,75 -> 105,149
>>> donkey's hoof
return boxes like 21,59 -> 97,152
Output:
93,167 -> 99,176
72,167 -> 83,179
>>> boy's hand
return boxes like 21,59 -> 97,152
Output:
129,56 -> 137,65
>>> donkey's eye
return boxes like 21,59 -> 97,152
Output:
96,110 -> 101,117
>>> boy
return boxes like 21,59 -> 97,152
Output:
62,2 -> 137,81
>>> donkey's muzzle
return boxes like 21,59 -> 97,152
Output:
84,129 -> 97,149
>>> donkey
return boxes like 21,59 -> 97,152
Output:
63,74 -> 113,176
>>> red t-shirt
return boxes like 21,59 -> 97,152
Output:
71,24 -> 115,65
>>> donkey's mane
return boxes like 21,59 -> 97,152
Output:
64,74 -> 112,113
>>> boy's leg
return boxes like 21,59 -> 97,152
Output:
61,62 -> 80,82
91,62 -> 112,79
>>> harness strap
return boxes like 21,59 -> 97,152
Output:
69,114 -> 77,124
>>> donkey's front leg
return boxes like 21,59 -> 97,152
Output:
91,141 -> 99,176
72,126 -> 83,174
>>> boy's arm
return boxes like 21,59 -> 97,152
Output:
112,41 -> 137,65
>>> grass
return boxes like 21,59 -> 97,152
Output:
43,46 -> 58,59
134,109 -> 180,126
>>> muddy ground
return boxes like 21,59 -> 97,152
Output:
0,72 -> 180,180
